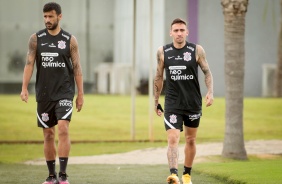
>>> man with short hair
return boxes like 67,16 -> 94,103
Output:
20,2 -> 84,184
154,18 -> 214,184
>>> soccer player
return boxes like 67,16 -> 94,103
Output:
154,18 -> 214,184
20,2 -> 84,184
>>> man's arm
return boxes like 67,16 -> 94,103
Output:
154,46 -> 165,116
70,35 -> 84,112
20,34 -> 37,103
196,44 -> 214,107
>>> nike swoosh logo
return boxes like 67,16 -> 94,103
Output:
168,56 -> 175,59
41,43 -> 48,46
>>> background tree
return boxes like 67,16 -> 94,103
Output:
274,0 -> 282,97
221,0 -> 248,159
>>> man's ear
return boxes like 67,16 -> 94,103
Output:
58,14 -> 62,21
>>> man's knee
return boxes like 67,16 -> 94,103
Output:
167,130 -> 180,146
58,120 -> 69,137
185,136 -> 196,146
43,128 -> 55,142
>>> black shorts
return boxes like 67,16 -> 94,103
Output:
164,110 -> 201,131
37,99 -> 73,128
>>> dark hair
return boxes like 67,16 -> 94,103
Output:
171,18 -> 187,27
43,2 -> 62,15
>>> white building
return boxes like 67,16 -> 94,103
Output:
0,0 -> 280,96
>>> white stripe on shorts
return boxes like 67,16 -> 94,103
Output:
164,117 -> 176,129
62,107 -> 73,119
36,111 -> 49,128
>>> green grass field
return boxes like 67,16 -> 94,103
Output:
1,95 -> 281,142
0,95 -> 282,183
0,164 -> 229,184
195,156 -> 282,184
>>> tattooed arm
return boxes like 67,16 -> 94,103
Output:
154,46 -> 165,116
196,45 -> 214,107
70,35 -> 84,112
20,34 -> 37,103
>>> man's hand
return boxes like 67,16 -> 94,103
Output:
76,94 -> 84,112
155,103 -> 164,117
205,92 -> 214,107
20,89 -> 29,103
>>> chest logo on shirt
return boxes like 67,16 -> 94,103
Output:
41,52 -> 66,68
183,52 -> 192,62
58,40 -> 66,49
49,43 -> 56,48
169,66 -> 194,81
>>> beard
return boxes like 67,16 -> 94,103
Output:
45,20 -> 59,30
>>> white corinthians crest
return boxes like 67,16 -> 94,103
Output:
169,114 -> 177,124
41,113 -> 49,122
183,52 -> 191,61
58,40 -> 66,49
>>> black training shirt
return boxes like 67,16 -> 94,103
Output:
163,41 -> 202,113
35,28 -> 74,102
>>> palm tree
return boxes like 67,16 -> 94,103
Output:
274,0 -> 282,97
221,0 -> 248,159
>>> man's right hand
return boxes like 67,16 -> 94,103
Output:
155,104 -> 164,117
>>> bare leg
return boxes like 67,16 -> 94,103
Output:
57,120 -> 70,174
43,127 -> 56,160
43,127 -> 57,176
57,120 -> 70,157
167,129 -> 181,170
183,127 -> 197,167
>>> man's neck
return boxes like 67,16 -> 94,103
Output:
173,41 -> 186,49
47,27 -> 61,36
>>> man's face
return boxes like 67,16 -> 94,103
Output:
170,23 -> 189,44
43,10 -> 61,30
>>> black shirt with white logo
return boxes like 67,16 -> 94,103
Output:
35,29 -> 74,102
163,41 -> 202,113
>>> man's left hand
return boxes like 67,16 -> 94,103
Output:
76,94 -> 84,112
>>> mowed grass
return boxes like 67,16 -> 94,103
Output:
0,94 -> 167,141
0,142 -> 168,163
1,95 -> 281,142
0,95 -> 282,183
194,155 -> 282,184
0,164 -> 228,184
